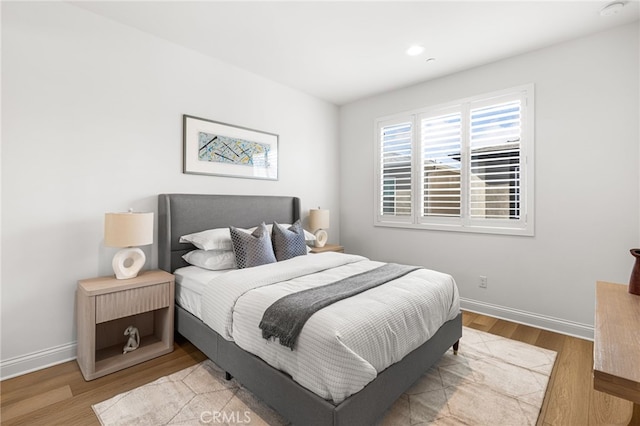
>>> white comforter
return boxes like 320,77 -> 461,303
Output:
201,252 -> 460,403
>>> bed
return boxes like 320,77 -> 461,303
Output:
158,193 -> 462,426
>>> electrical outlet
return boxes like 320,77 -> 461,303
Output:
479,276 -> 488,288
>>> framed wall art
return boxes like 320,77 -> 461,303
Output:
183,115 -> 279,180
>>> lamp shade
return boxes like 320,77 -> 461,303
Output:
104,212 -> 154,248
309,208 -> 330,231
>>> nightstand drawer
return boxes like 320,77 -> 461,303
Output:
96,282 -> 170,323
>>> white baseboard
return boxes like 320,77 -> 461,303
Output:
0,342 -> 77,381
460,297 -> 594,341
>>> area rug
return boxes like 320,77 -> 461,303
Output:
92,327 -> 556,425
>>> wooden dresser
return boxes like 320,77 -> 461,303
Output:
593,281 -> 640,406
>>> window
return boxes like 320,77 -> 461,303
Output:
375,84 -> 534,236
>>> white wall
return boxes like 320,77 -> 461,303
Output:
340,23 -> 640,338
1,2 -> 340,378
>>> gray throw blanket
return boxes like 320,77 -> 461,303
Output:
259,263 -> 420,350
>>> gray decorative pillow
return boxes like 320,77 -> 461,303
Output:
230,223 -> 277,269
272,220 -> 308,261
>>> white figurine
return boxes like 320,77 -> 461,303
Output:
123,325 -> 140,354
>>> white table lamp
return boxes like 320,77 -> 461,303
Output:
104,210 -> 154,279
309,208 -> 330,248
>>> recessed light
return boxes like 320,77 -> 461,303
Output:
600,1 -> 625,16
406,45 -> 425,56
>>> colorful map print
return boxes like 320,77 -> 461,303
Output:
198,132 -> 270,168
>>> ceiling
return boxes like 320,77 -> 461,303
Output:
71,1 -> 640,105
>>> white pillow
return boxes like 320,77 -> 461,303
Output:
301,227 -> 317,243
179,228 -> 235,251
182,249 -> 237,270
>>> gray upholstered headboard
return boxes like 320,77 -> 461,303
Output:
158,194 -> 301,272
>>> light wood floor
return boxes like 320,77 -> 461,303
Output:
1,311 -> 639,425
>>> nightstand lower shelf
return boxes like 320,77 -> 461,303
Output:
95,337 -> 172,378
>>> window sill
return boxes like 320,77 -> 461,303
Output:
374,220 -> 534,237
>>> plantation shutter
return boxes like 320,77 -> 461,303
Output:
468,99 -> 522,220
421,112 -> 462,218
375,84 -> 532,235
379,121 -> 413,217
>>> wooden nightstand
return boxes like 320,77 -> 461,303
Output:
310,244 -> 344,253
76,270 -> 174,381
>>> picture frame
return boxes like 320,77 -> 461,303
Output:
183,115 -> 279,180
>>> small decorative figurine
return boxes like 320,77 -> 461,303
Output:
123,325 -> 140,354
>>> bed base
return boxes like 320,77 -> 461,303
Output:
176,304 -> 462,426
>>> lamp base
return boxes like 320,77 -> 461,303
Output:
314,229 -> 328,248
112,247 -> 146,280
